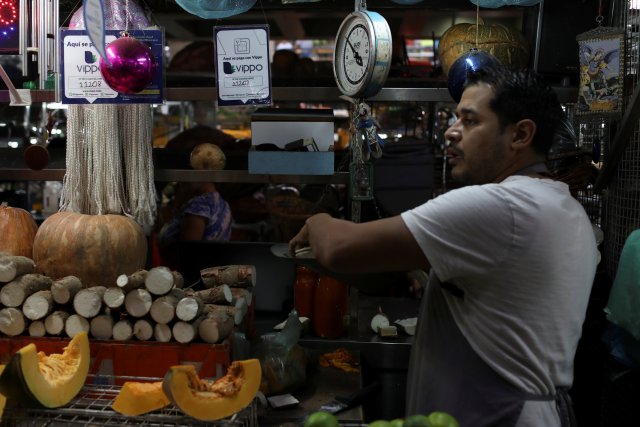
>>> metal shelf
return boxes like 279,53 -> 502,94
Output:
0,90 -> 55,103
168,86 -> 456,103
0,86 -> 578,104
0,87 -> 454,103
0,168 -> 350,184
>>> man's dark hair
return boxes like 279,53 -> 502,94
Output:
465,66 -> 564,156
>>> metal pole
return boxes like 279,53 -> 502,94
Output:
31,0 -> 38,85
38,0 -> 47,89
51,0 -> 59,99
533,0 -> 544,72
19,0 -> 27,76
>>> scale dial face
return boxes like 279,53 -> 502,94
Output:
343,23 -> 371,85
333,11 -> 392,98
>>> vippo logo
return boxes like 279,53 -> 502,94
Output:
84,51 -> 97,64
223,61 -> 263,75
76,50 -> 100,74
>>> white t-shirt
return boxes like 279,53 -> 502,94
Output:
401,176 -> 598,426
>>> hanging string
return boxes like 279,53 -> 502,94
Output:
125,0 -> 130,33
475,1 -> 480,48
257,0 -> 270,28
61,1 -> 83,27
121,104 -> 157,230
60,105 -> 85,213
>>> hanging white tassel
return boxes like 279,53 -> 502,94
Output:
60,105 -> 90,213
88,104 -> 129,215
120,104 -> 157,230
60,0 -> 155,228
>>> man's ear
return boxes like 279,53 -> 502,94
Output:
511,119 -> 536,150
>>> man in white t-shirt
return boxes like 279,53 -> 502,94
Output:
289,66 -> 598,426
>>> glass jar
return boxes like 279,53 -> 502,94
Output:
312,275 -> 349,338
294,266 -> 318,318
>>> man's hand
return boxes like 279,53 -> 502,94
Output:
289,214 -> 334,257
288,223 -> 309,257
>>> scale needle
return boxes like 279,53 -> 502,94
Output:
347,39 -> 363,66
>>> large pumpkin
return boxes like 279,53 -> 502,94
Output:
0,202 -> 38,258
162,359 -> 261,421
438,23 -> 529,76
0,332 -> 90,408
32,212 -> 147,287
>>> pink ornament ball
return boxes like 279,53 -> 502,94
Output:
99,36 -> 157,94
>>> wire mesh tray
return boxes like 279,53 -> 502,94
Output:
2,375 -> 258,427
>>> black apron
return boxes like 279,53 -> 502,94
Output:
405,273 -> 576,427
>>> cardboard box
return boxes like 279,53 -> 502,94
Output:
250,108 -> 335,152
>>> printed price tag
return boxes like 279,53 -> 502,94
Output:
215,25 -> 272,107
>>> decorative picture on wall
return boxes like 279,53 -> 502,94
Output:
576,26 -> 624,116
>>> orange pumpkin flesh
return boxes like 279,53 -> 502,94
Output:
112,381 -> 170,416
0,332 -> 90,408
32,212 -> 147,286
162,359 -> 261,421
0,365 -> 5,419
0,202 -> 38,258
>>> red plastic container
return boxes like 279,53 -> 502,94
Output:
0,336 -> 231,385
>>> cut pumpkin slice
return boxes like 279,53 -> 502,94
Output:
162,358 -> 261,421
112,381 -> 170,416
0,365 -> 5,419
0,332 -> 90,408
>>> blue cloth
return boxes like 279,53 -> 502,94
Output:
605,229 -> 640,340
157,191 -> 233,244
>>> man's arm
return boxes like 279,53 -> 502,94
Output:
289,213 -> 430,274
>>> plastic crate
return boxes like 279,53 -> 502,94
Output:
0,337 -> 231,385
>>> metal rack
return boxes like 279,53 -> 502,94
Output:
2,376 -> 258,427
0,86 -> 578,104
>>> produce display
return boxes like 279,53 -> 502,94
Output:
0,251 -> 253,344
0,343 -> 261,423
0,244 -> 258,423
162,359 -> 262,421
0,332 -> 89,408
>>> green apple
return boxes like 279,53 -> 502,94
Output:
368,420 -> 393,427
403,414 -> 430,427
304,411 -> 340,427
427,411 -> 459,427
390,418 -> 404,427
